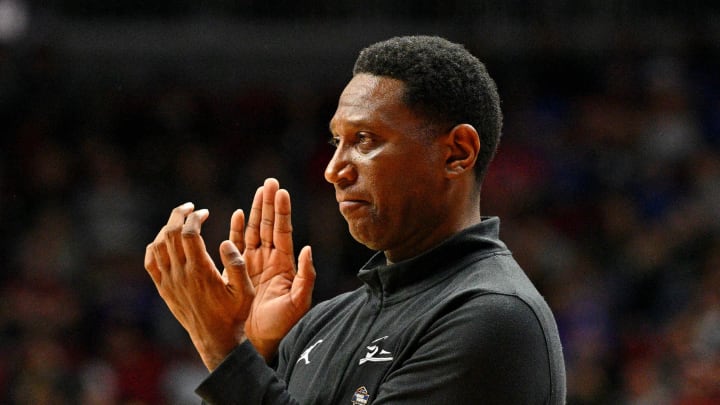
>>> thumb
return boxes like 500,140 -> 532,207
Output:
220,240 -> 253,294
291,245 -> 316,312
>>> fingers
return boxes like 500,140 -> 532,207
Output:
145,202 -> 195,284
181,209 -> 210,266
166,202 -> 196,267
245,186 -> 263,250
220,240 -> 254,296
273,189 -> 294,257
148,237 -> 171,282
144,243 -> 161,284
260,178 -> 280,248
291,246 -> 316,311
229,209 -> 245,252
246,178 -> 287,251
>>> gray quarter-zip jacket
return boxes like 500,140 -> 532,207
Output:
197,217 -> 567,404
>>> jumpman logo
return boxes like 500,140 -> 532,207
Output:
297,339 -> 324,365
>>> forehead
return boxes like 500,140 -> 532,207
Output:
339,74 -> 404,108
330,74 -> 417,132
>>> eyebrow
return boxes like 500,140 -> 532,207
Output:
328,117 -> 372,135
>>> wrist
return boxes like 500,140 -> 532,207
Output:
248,337 -> 281,363
192,333 -> 248,371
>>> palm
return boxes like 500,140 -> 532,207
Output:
244,249 -> 303,341
231,178 -> 315,359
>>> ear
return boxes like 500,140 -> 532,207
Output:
443,123 -> 480,179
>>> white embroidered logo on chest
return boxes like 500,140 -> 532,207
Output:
359,336 -> 393,365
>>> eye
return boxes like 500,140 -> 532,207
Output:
356,132 -> 375,151
328,132 -> 377,151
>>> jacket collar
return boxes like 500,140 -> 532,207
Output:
357,217 -> 509,303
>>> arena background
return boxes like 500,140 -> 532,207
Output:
1,1 -> 719,403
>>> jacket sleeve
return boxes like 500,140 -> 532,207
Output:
373,293 -> 560,405
195,340 -> 300,405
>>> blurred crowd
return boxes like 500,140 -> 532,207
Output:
1,6 -> 720,405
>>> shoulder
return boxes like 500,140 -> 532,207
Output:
424,257 -> 567,399
446,251 -> 557,322
434,292 -> 546,347
437,293 -> 565,402
448,253 -> 565,356
384,293 -> 565,404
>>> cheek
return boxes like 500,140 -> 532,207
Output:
364,145 -> 442,209
373,182 -> 427,229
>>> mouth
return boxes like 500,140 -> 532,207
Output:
339,200 -> 366,208
337,198 -> 369,216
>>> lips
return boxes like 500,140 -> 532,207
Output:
340,200 -> 366,209
337,196 -> 369,216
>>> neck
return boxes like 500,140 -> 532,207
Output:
384,195 -> 482,265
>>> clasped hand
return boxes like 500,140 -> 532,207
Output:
144,178 -> 316,370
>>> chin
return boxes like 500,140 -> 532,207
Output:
347,225 -> 384,251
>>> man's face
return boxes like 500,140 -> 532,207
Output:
326,74 -> 450,261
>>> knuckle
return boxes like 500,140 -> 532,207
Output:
181,226 -> 199,239
152,240 -> 167,253
227,256 -> 245,267
164,225 -> 181,238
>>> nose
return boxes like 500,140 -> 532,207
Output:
324,146 -> 357,185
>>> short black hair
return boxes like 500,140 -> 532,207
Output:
353,35 -> 503,185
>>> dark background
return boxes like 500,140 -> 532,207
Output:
1,1 -> 719,403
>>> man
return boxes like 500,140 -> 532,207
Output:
145,35 -> 566,404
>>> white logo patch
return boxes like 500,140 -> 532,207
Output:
297,339 -> 324,365
359,336 -> 393,365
